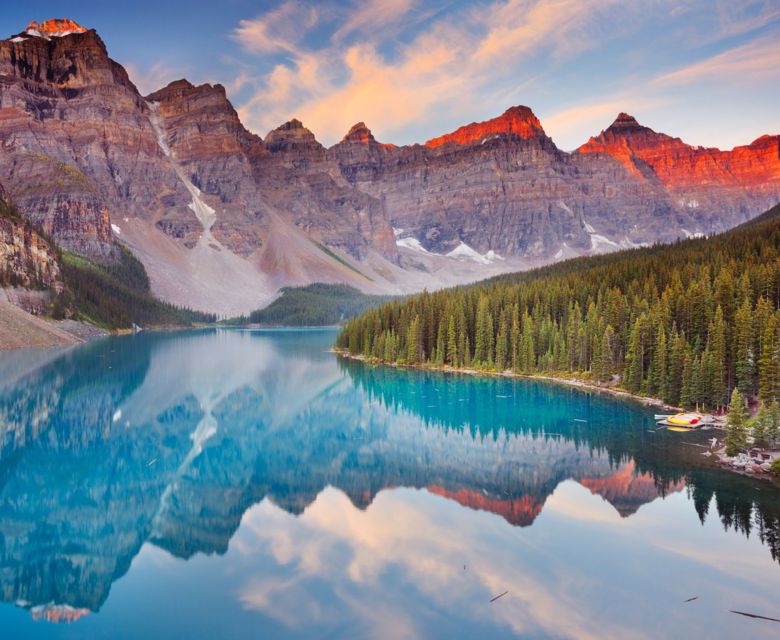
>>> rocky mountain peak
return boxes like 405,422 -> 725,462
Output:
578,112 -> 658,154
146,79 -> 229,104
425,105 -> 546,148
146,79 -> 196,100
610,112 -> 641,128
600,112 -> 656,138
264,119 -> 323,153
342,122 -> 376,144
24,19 -> 88,38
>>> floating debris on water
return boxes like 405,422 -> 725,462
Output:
730,610 -> 780,623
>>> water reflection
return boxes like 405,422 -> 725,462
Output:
0,329 -> 778,638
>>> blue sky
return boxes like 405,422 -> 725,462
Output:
2,1 -> 779,149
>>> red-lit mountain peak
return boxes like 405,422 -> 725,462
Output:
25,19 -> 88,37
342,122 -> 376,144
425,105 -> 546,148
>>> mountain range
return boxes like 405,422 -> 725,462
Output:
1,19 -> 779,315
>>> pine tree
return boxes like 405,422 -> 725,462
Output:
510,303 -> 521,371
649,326 -> 667,398
758,314 -> 779,403
594,325 -> 615,382
406,315 -> 421,364
680,352 -> 694,408
624,316 -> 646,393
752,404 -> 770,448
474,296 -> 493,366
709,306 -> 727,408
767,401 -> 780,447
495,313 -> 509,371
733,297 -> 754,397
725,387 -> 749,456
446,315 -> 457,366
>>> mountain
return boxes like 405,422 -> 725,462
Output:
1,20 -> 779,315
577,113 -> 780,232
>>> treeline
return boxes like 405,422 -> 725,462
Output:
61,248 -> 216,328
229,283 -> 394,326
337,204 -> 780,411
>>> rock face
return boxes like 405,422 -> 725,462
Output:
577,113 -> 780,233
0,20 -> 779,314
0,24 -> 156,260
0,182 -> 60,290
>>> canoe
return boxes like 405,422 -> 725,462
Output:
666,412 -> 703,426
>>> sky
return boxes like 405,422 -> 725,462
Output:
2,1 -> 779,150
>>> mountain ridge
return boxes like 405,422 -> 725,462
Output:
1,20 -> 778,315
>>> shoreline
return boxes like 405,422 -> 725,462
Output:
334,350 -> 780,482
332,349 -> 682,412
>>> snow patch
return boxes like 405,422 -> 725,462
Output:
679,198 -> 700,209
589,234 -> 620,250
396,236 -> 430,253
111,223 -> 121,236
112,409 -> 122,423
147,102 -> 173,158
392,227 -> 404,238
447,242 -> 501,265
581,218 -> 631,253
147,100 -> 217,235
10,36 -> 27,43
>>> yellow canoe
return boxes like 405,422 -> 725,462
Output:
666,412 -> 703,426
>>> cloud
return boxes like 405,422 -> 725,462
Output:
232,0 -> 634,144
226,1 -> 780,149
235,486 -> 646,639
233,1 -> 319,55
542,97 -> 669,149
700,0 -> 780,41
333,0 -> 418,42
653,32 -> 780,86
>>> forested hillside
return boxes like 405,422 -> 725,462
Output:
61,248 -> 216,328
337,204 -> 780,411
231,283 -> 393,326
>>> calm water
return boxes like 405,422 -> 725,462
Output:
0,329 -> 779,639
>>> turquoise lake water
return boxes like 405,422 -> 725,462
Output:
0,328 -> 779,639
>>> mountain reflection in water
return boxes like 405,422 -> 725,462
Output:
0,329 -> 779,639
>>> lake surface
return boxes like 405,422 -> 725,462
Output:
0,329 -> 779,639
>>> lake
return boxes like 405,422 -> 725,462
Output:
0,328 -> 779,639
